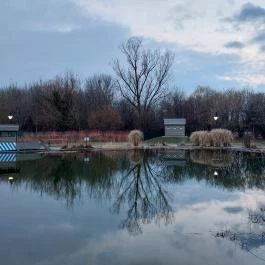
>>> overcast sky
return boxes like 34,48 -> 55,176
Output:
1,0 -> 265,93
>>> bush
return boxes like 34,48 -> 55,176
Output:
190,131 -> 211,146
211,129 -> 233,147
190,129 -> 233,147
128,130 -> 144,147
190,131 -> 204,146
243,132 -> 253,148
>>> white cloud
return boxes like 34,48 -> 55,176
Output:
70,0 -> 265,87
217,74 -> 265,87
34,189 -> 265,265
71,0 -> 262,51
25,23 -> 80,33
217,54 -> 265,87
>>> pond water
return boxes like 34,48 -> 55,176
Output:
1,150 -> 265,265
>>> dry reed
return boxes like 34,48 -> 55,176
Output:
190,129 -> 233,147
128,130 -> 144,147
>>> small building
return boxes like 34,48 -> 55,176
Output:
0,124 -> 19,151
164,118 -> 186,137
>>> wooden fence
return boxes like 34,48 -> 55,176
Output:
19,130 -> 129,146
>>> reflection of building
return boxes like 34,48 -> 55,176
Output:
0,124 -> 19,151
160,150 -> 186,166
0,152 -> 18,176
0,153 -> 16,163
0,153 -> 43,178
164,118 -> 186,137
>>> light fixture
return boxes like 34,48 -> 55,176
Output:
8,176 -> 14,181
84,157 -> 90,162
213,112 -> 219,121
214,171 -> 219,176
8,115 -> 13,120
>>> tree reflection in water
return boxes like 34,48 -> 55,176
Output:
112,150 -> 173,235
1,153 -> 119,208
215,208 -> 265,262
1,150 -> 265,235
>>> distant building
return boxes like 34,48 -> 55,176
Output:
164,118 -> 186,137
0,124 -> 19,151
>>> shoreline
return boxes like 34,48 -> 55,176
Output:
42,145 -> 265,154
1,144 -> 265,155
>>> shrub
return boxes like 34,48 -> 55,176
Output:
190,131 -> 204,146
190,131 -> 211,146
250,143 -> 257,149
128,130 -> 144,147
190,129 -> 233,147
243,132 -> 253,148
211,129 -> 233,147
201,131 -> 212,146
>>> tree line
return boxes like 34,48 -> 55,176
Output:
0,37 -> 264,138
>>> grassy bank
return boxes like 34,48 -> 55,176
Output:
145,136 -> 265,148
144,136 -> 190,145
45,136 -> 265,151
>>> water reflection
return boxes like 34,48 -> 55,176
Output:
1,150 -> 265,204
1,150 -> 265,264
1,150 -> 265,224
190,149 -> 233,167
215,207 -> 265,262
112,150 -> 173,235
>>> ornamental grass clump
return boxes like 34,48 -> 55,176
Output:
190,129 -> 233,147
201,131 -> 212,146
190,131 -> 204,146
128,130 -> 144,147
190,131 -> 211,146
243,132 -> 254,148
210,129 -> 233,147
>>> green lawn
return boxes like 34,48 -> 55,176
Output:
144,136 -> 190,145
145,137 -> 265,148
232,139 -> 265,148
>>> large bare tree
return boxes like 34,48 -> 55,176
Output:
113,37 -> 175,128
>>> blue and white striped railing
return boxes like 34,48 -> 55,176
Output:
0,142 -> 17,152
0,153 -> 16,162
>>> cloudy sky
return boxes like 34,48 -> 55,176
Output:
1,0 -> 265,93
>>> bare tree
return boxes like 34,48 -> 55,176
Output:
113,37 -> 174,129
160,88 -> 186,118
88,105 -> 122,131
84,74 -> 114,110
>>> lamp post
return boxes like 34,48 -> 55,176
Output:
213,112 -> 219,129
213,112 -> 219,121
7,114 -> 18,141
